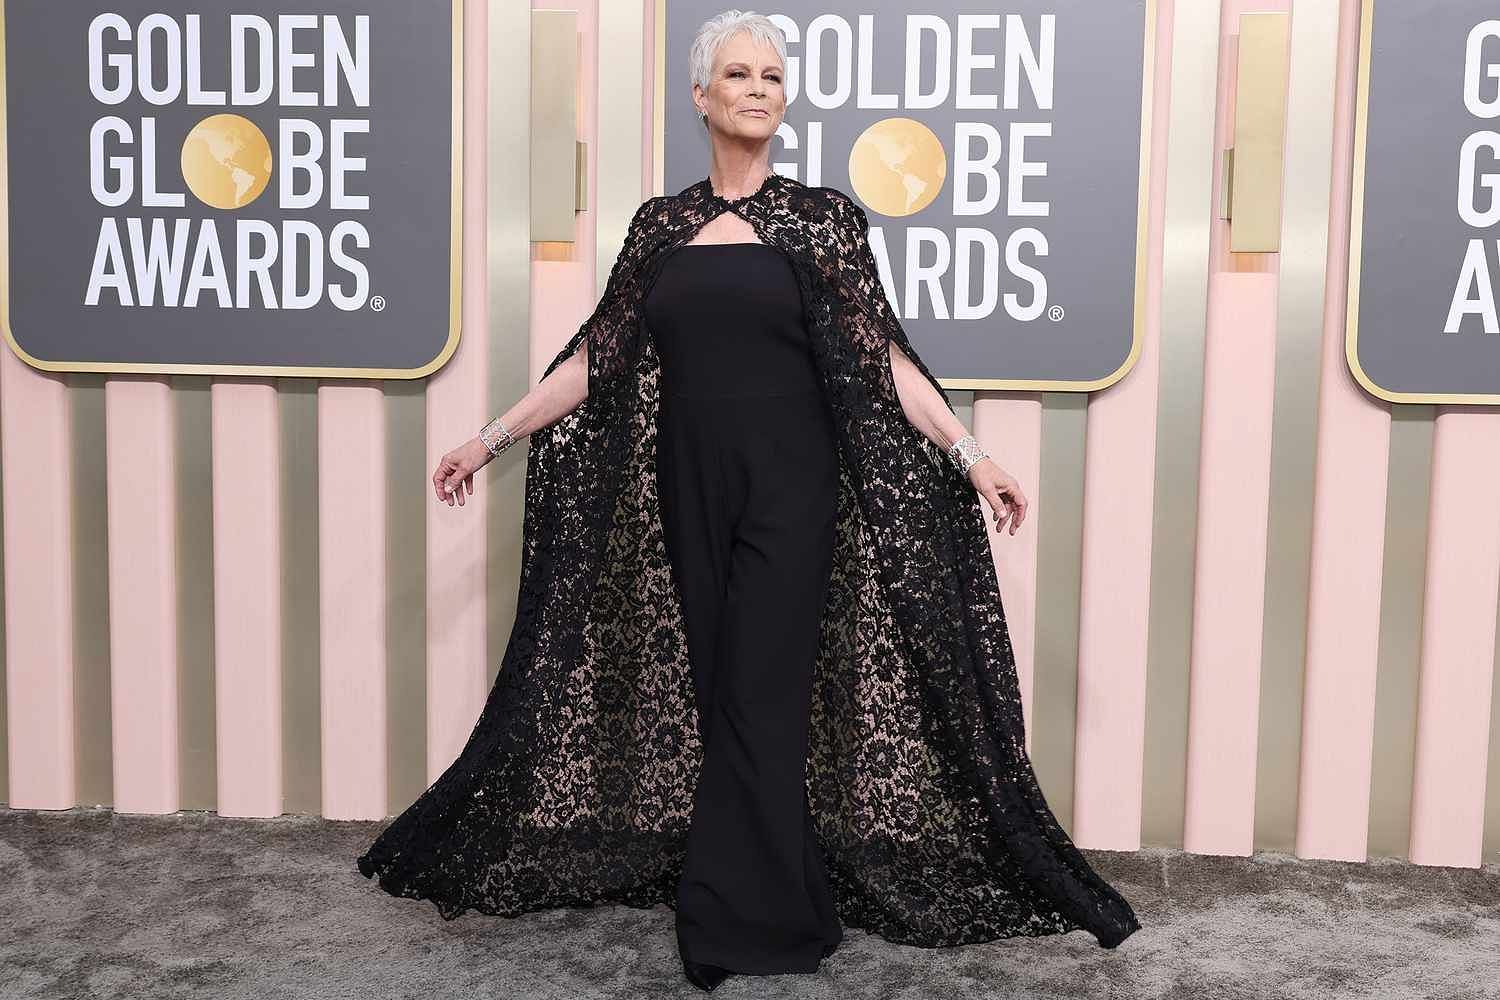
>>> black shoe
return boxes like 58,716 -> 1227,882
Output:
683,958 -> 731,992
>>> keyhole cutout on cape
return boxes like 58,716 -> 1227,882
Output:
685,206 -> 763,246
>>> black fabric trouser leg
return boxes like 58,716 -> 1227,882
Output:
657,387 -> 844,976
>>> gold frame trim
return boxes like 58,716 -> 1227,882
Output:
0,1 -> 465,381
1344,0 -> 1499,405
651,0 -> 1157,393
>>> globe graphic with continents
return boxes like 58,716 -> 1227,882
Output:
847,117 -> 947,218
180,113 -> 273,210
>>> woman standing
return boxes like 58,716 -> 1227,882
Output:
358,9 -> 1140,993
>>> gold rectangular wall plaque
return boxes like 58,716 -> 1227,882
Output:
1229,12 -> 1290,252
530,10 -> 579,243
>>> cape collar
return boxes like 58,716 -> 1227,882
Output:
683,170 -> 794,210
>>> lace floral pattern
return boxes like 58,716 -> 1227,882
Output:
357,171 -> 1141,950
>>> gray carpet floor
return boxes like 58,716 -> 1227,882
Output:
2,806 -> 1496,999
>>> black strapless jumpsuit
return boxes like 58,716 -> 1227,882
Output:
643,241 -> 845,976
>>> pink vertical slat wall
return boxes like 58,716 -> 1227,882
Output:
1,347 -> 75,808
105,379 -> 179,814
319,384 -> 388,820
1184,271 -> 1280,854
210,383 -> 282,817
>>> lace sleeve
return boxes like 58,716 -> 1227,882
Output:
823,190 -> 901,359
820,189 -> 956,420
585,196 -> 664,395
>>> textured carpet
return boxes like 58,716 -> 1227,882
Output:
2,806 -> 1497,999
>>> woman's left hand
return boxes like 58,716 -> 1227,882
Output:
967,458 -> 1028,536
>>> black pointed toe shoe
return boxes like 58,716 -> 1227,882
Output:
682,958 -> 732,992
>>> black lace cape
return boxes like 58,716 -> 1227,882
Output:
357,171 -> 1141,950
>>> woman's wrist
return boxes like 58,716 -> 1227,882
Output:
946,433 -> 988,476
480,416 -> 516,458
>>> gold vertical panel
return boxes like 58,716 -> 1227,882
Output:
1229,13 -> 1290,253
531,11 -> 579,244
1254,0 -> 1343,854
1219,146 -> 1235,220
1142,0 -> 1222,850
576,140 -> 589,213
71,378 -> 113,808
1032,393 -> 1087,831
1367,407 -> 1434,859
597,1 -> 649,299
280,381 -> 322,815
385,381 -> 428,808
175,377 -> 218,812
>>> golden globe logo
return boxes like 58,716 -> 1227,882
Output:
180,115 -> 273,210
847,118 -> 946,216
84,12 -> 372,310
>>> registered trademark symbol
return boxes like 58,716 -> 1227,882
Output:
1048,304 -> 1065,322
370,295 -> 386,312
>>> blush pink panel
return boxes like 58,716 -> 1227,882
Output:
105,379 -> 180,814
1183,271 -> 1280,856
319,383 -> 388,820
0,346 -> 75,808
211,381 -> 282,817
1408,409 -> 1500,867
1072,0 -> 1175,852
424,0 -> 491,782
1295,0 -> 1390,863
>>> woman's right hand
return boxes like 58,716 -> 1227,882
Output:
433,437 -> 494,507
431,350 -> 585,507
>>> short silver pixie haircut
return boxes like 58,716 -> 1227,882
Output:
688,9 -> 788,100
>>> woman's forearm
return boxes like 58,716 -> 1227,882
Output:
488,343 -> 590,441
888,340 -> 970,453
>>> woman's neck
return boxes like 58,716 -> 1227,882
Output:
707,157 -> 773,201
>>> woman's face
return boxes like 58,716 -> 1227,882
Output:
693,30 -> 785,141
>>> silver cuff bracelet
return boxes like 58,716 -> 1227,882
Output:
480,417 -> 515,458
947,433 -> 987,475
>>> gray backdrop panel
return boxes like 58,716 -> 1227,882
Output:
1354,0 -> 1500,399
662,1 -> 1148,387
3,0 -> 455,373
